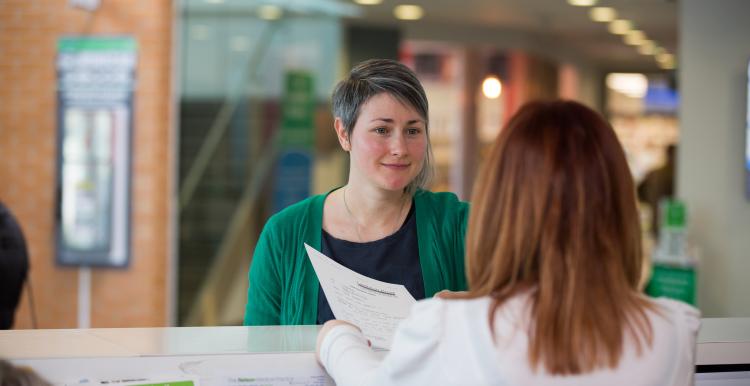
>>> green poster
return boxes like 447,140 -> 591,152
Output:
280,71 -> 315,148
646,263 -> 697,305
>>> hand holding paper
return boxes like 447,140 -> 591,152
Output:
304,243 -> 416,349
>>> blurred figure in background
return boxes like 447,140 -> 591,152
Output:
0,201 -> 29,330
316,100 -> 699,386
638,144 -> 677,237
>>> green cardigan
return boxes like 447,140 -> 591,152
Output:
243,189 -> 468,326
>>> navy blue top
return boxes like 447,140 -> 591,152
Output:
317,201 -> 423,324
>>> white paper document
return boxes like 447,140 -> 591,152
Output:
180,354 -> 332,386
304,243 -> 416,349
60,375 -> 199,386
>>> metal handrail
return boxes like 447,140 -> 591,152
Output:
184,133 -> 279,326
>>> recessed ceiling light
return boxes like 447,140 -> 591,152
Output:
627,30 -> 645,40
638,41 -> 656,55
658,60 -> 676,70
624,35 -> 643,46
657,55 -> 675,69
394,5 -> 423,20
205,0 -> 224,4
657,53 -> 674,64
608,19 -> 632,35
589,7 -> 616,22
354,0 -> 383,4
624,30 -> 646,45
258,5 -> 283,20
568,0 -> 597,6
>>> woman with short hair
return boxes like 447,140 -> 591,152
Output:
317,100 -> 700,385
244,59 -> 468,326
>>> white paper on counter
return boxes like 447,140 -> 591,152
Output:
304,243 -> 416,349
180,354 -> 333,386
59,375 -> 199,386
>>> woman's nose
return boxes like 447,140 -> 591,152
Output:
389,133 -> 407,156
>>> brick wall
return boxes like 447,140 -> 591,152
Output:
0,0 -> 174,328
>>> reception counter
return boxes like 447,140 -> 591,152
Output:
1,325 -> 332,386
1,319 -> 748,385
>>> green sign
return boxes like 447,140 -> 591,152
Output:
58,36 -> 137,52
280,71 -> 315,148
662,199 -> 686,229
646,263 -> 696,305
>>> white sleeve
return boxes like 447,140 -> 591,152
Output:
319,324 -> 383,386
320,298 -> 447,386
669,300 -> 702,386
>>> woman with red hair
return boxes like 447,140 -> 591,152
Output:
316,100 -> 699,385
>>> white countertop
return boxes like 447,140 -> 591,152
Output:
1,325 -> 321,359
1,318 -> 748,364
694,318 -> 750,366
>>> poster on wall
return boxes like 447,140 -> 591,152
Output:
55,36 -> 136,267
273,71 -> 315,214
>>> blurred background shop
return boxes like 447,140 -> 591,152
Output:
0,0 -> 748,328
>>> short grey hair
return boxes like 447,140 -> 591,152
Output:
332,59 -> 434,194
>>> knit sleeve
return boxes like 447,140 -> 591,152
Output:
454,199 -> 469,291
244,216 -> 283,326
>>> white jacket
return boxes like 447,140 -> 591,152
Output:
319,294 -> 700,386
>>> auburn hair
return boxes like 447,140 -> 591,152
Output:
464,100 -> 653,374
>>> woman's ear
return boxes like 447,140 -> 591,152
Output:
334,118 -> 350,152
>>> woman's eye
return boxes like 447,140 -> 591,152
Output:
375,127 -> 388,135
407,128 -> 421,135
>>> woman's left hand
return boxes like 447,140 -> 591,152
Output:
435,289 -> 468,299
316,319 -> 365,364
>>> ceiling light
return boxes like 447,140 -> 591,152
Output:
394,5 -> 423,20
204,0 -> 224,4
606,73 -> 648,98
638,40 -> 656,55
589,7 -> 616,22
354,0 -> 383,4
624,35 -> 644,45
608,19 -> 632,35
482,76 -> 502,99
624,30 -> 646,45
627,30 -> 645,40
257,5 -> 283,20
568,0 -> 597,6
658,60 -> 676,70
657,53 -> 674,64
655,50 -> 675,69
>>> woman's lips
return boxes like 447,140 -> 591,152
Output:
382,163 -> 409,169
